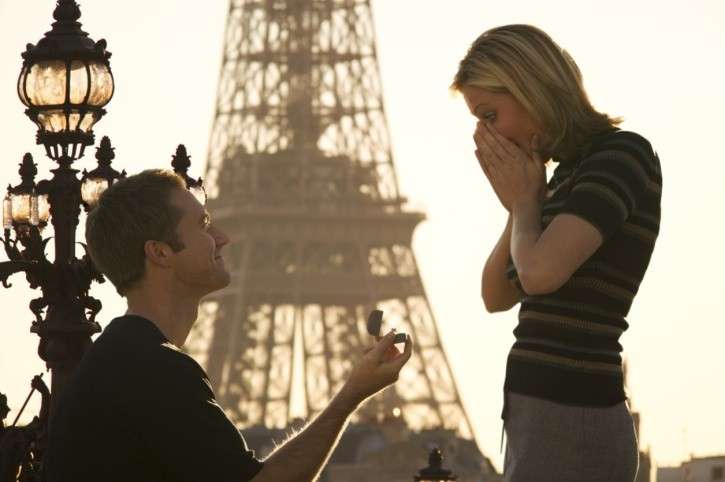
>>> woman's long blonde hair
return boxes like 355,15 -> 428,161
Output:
451,24 -> 621,162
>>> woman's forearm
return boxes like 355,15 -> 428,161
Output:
482,214 -> 521,312
510,199 -> 546,294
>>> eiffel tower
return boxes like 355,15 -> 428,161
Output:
184,0 -> 484,465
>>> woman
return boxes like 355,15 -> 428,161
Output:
451,25 -> 662,482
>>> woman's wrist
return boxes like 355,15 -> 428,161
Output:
511,195 -> 541,215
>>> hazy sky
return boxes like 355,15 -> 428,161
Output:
1,0 -> 723,472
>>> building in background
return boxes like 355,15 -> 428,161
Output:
633,409 -> 652,482
658,466 -> 685,482
625,362 -> 652,482
657,455 -> 725,482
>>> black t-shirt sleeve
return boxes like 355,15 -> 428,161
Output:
559,134 -> 653,241
138,347 -> 263,482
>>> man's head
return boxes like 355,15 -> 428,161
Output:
85,169 -> 230,298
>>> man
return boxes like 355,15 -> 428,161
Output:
45,170 -> 412,482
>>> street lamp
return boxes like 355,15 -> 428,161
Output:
80,136 -> 126,210
1,1 -> 118,421
4,154 -> 51,233
2,0 -> 205,447
17,0 -> 114,164
414,447 -> 458,482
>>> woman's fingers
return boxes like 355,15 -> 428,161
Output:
481,122 -> 515,161
528,134 -> 544,167
476,147 -> 499,184
485,122 -> 520,159
475,149 -> 493,181
475,132 -> 502,178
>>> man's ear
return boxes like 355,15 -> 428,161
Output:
143,240 -> 174,268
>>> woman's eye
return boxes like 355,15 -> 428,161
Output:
482,112 -> 496,121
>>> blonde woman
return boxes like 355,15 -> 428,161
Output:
452,25 -> 661,482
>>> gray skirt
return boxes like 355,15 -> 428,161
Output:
503,392 -> 639,482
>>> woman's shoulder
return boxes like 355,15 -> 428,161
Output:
583,129 -> 662,185
590,129 -> 656,159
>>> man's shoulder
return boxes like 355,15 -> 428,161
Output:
91,315 -> 203,378
95,314 -> 165,346
52,315 -> 212,433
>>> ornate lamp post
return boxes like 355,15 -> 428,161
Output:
414,448 -> 458,482
4,0 -> 116,419
2,0 -> 205,423
0,2 -> 205,479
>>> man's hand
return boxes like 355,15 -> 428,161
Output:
251,330 -> 413,482
338,330 -> 413,408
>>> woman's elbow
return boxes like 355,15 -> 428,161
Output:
517,269 -> 565,296
482,297 -> 505,313
481,290 -> 518,313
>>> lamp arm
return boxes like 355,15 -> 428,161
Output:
0,260 -> 36,288
0,230 -> 22,261
77,242 -> 104,284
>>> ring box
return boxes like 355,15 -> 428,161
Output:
367,309 -> 407,344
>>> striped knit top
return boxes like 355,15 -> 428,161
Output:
504,129 -> 662,406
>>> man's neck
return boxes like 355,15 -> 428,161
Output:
125,286 -> 200,347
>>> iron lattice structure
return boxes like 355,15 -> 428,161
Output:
186,0 -> 475,440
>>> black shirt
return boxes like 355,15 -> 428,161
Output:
45,315 -> 264,482
504,130 -> 662,406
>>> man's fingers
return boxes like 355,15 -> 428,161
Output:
371,330 -> 398,359
382,344 -> 402,362
388,335 -> 413,371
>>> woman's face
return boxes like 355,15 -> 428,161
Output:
460,84 -> 542,156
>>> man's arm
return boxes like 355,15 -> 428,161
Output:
250,387 -> 356,482
251,330 -> 412,482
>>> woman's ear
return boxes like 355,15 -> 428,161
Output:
143,240 -> 174,268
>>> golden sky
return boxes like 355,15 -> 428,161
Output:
0,0 -> 723,472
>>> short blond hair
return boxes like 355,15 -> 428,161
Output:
85,169 -> 187,295
452,24 -> 621,162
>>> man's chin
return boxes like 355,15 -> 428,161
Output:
211,271 -> 231,291
194,272 -> 232,298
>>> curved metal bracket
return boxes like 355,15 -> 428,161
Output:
77,242 -> 104,284
0,260 -> 36,288
1,231 -> 22,261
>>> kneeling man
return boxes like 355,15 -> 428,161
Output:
45,170 -> 412,482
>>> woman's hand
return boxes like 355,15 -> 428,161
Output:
474,121 -> 546,211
